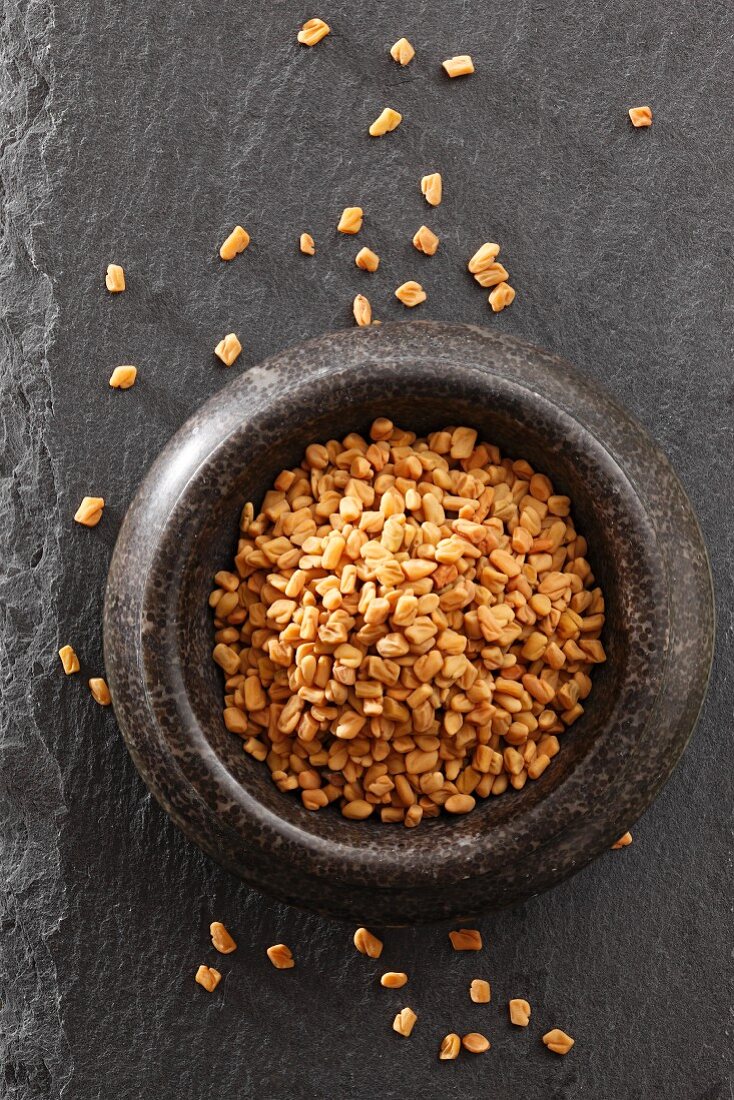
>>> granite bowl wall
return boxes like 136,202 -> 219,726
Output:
103,321 -> 714,924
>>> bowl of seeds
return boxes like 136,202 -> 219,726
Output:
104,321 -> 713,923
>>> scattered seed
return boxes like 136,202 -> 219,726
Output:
473,262 -> 509,288
109,365 -> 137,389
439,1033 -> 461,1060
354,927 -> 383,958
421,172 -> 442,206
219,225 -> 250,260
214,333 -> 242,366
443,55 -> 474,78
470,979 -> 491,1003
58,645 -> 80,675
462,1032 -> 490,1053
369,107 -> 403,137
628,105 -> 652,128
210,921 -> 237,954
390,37 -> 415,66
542,1028 -> 575,1055
412,225 -> 439,255
468,243 -> 501,273
88,677 -> 111,706
352,294 -> 372,326
612,831 -> 633,849
488,282 -> 516,312
74,496 -> 104,527
395,280 -> 426,307
105,263 -> 125,292
509,998 -> 531,1026
297,17 -> 330,46
338,207 -> 364,234
300,233 -> 316,255
266,943 -> 295,969
393,1007 -> 417,1036
355,247 -> 380,272
194,965 -> 221,992
449,928 -> 482,952
381,971 -> 408,988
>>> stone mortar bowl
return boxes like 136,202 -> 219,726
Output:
104,322 -> 714,925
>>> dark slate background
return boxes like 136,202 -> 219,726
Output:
2,0 -> 732,1097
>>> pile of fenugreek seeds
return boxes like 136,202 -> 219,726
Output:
210,418 -> 606,825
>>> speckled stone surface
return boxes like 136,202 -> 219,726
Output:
3,0 -> 733,1096
104,322 -> 712,923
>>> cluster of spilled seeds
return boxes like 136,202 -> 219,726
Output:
209,417 -> 606,826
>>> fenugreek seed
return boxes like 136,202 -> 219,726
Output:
214,333 -> 242,367
381,971 -> 408,988
488,282 -> 516,312
58,645 -> 80,675
194,965 -> 221,992
88,677 -> 111,706
542,1029 -> 574,1055
473,262 -> 509,288
105,263 -> 125,292
443,55 -> 474,78
219,225 -> 250,260
354,927 -> 384,958
267,943 -> 295,969
412,225 -> 439,256
421,172 -> 442,206
509,998 -> 531,1026
439,1033 -> 461,1060
297,17 -> 330,46
470,979 -> 491,1003
449,928 -> 482,951
338,207 -> 364,234
612,830 -> 633,849
395,281 -> 426,308
628,105 -> 652,128
109,365 -> 137,389
393,1007 -> 417,1037
462,1032 -> 490,1053
300,232 -> 316,255
468,243 -> 501,273
445,793 -> 476,814
369,108 -> 403,138
390,37 -> 415,66
355,247 -> 380,272
353,294 -> 373,327
210,921 -> 237,954
74,496 -> 104,527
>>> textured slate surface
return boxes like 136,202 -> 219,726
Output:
1,0 -> 732,1097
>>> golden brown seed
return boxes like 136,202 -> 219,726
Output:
449,928 -> 482,951
445,793 -> 476,814
462,1032 -> 490,1053
352,294 -> 372,327
105,263 -> 125,292
628,105 -> 652,127
369,108 -> 403,137
488,282 -> 516,312
109,365 -> 137,389
393,1007 -> 417,1037
342,798 -> 374,819
468,243 -> 501,273
542,1028 -> 575,1055
354,927 -> 383,958
421,172 -> 442,206
219,225 -> 250,260
88,677 -> 111,706
612,830 -> 633,849
509,998 -> 531,1026
297,17 -> 330,46
395,281 -> 426,307
355,247 -> 380,272
214,333 -> 242,366
74,496 -> 104,527
381,971 -> 408,988
58,645 -> 80,675
473,262 -> 509,288
470,979 -> 491,1003
266,943 -> 295,969
194,965 -> 221,992
443,55 -> 475,78
210,921 -> 237,954
439,1033 -> 461,1060
338,207 -> 364,234
390,38 -> 415,66
412,225 -> 439,255
300,232 -> 316,255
